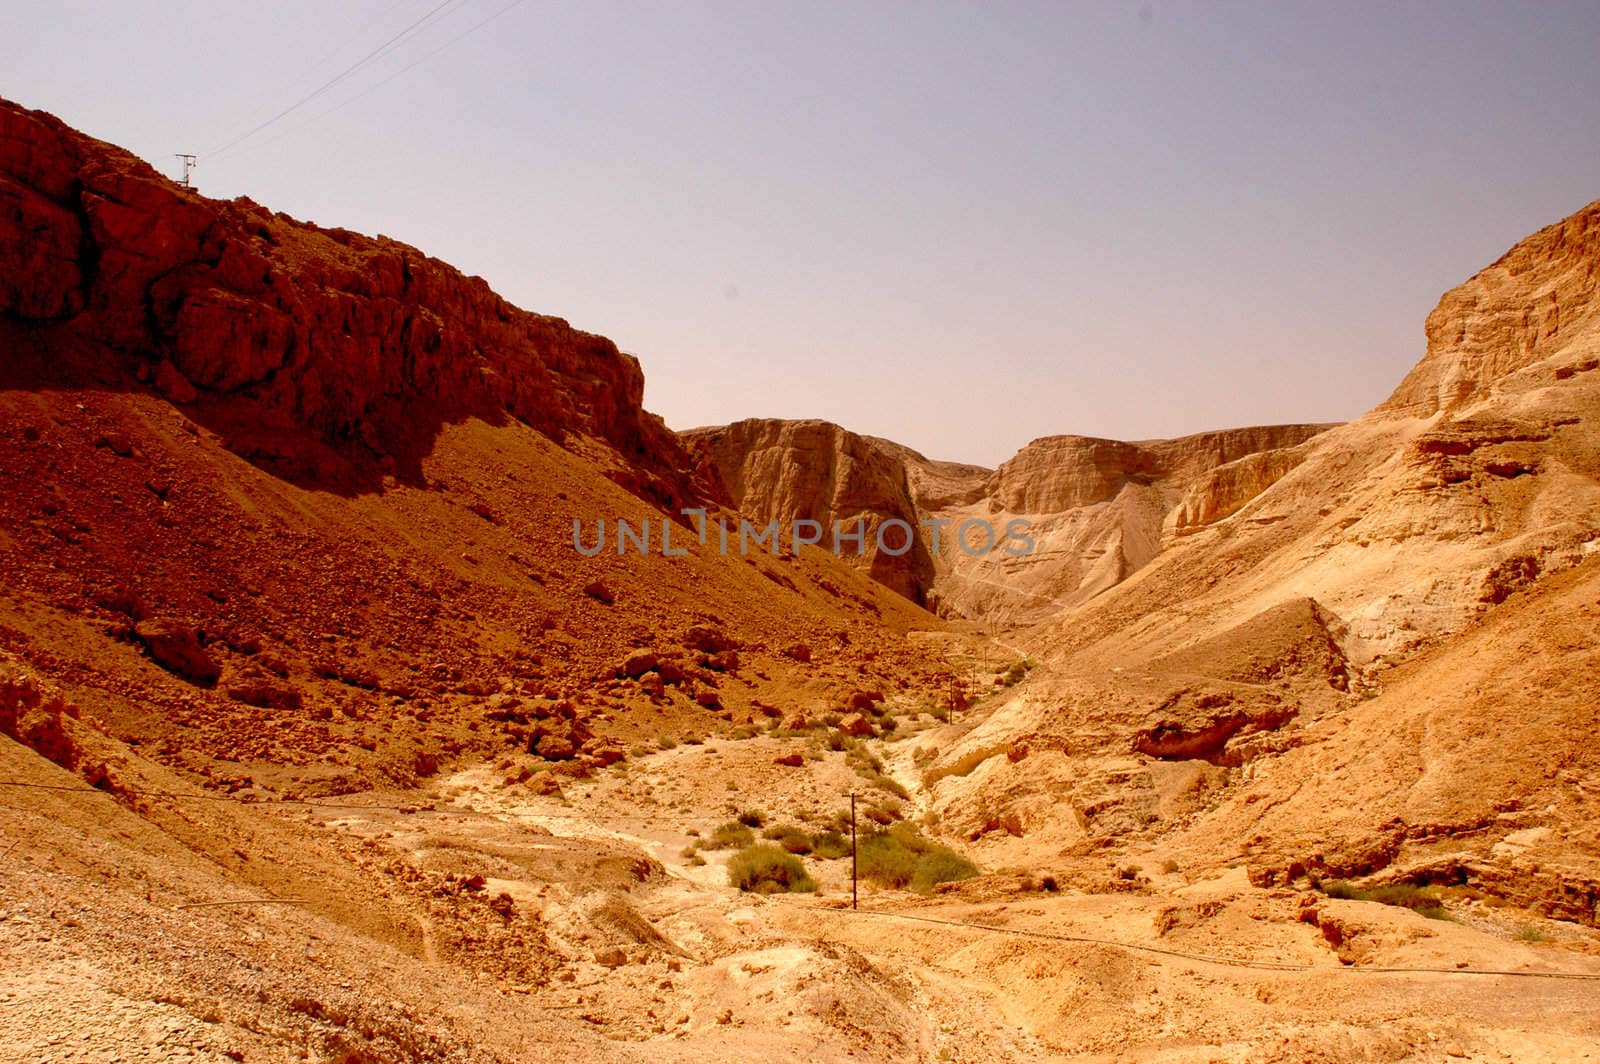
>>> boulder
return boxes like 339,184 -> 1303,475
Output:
703,649 -> 740,672
617,649 -> 658,678
535,734 -> 577,761
847,690 -> 885,712
133,618 -> 220,685
837,712 -> 874,737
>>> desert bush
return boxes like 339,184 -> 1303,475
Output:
762,824 -> 813,855
911,849 -> 978,893
999,659 -> 1035,686
857,833 -> 919,888
855,824 -> 979,893
736,809 -> 766,828
867,771 -> 909,800
657,735 -> 677,750
1514,925 -> 1546,942
704,821 -> 755,850
812,830 -> 851,859
727,844 -> 816,894
1322,880 -> 1452,920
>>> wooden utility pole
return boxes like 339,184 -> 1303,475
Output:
850,791 -> 858,911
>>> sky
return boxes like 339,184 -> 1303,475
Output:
7,2 -> 1600,467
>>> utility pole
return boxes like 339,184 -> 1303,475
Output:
850,791 -> 858,911
175,154 -> 196,190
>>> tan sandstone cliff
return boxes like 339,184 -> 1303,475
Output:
687,417 -> 1331,624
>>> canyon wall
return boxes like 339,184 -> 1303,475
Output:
687,417 -> 1332,624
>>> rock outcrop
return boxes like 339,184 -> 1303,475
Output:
687,417 -> 1332,622
683,419 -> 989,603
0,97 -> 691,500
1382,200 -> 1600,417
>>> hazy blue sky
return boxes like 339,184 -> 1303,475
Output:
8,2 -> 1599,465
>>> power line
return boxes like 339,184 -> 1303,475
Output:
821,907 -> 1600,981
215,0 -> 530,164
205,0 -> 470,160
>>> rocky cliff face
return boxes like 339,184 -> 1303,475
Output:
1163,440 -> 1320,537
0,98 -> 690,501
682,419 -> 989,602
984,425 -> 1331,515
686,417 -> 1332,622
1382,200 -> 1600,417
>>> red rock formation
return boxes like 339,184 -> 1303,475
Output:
681,419 -> 964,602
0,97 -> 690,500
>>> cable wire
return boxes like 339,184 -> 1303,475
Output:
214,0 -> 530,164
205,0 -> 469,160
826,907 -> 1600,981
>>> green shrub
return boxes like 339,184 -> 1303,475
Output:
761,824 -> 813,855
999,659 -> 1034,686
912,849 -> 979,893
856,824 -> 979,893
866,771 -> 909,800
857,833 -> 919,888
812,830 -> 851,859
1514,925 -> 1546,942
704,822 -> 755,850
727,844 -> 817,894
657,735 -> 677,750
1322,880 -> 1453,920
